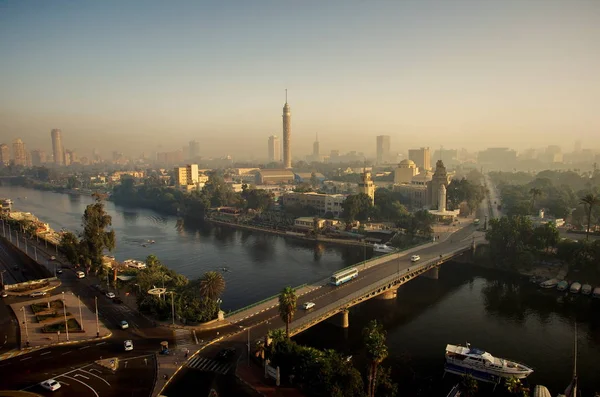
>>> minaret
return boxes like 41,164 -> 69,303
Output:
282,89 -> 292,169
438,184 -> 447,212
312,132 -> 320,161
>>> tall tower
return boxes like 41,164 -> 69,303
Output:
312,132 -> 320,161
268,135 -> 281,162
282,89 -> 292,169
358,169 -> 375,205
51,129 -> 65,166
376,135 -> 391,164
12,139 -> 27,166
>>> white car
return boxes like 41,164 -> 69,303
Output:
124,340 -> 133,351
49,256 -> 56,261
106,292 -> 116,299
30,291 -> 47,298
302,302 -> 315,310
1,291 -> 8,298
40,378 -> 61,391
410,255 -> 421,262
76,271 -> 85,279
120,320 -> 129,329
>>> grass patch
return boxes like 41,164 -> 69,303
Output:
41,318 -> 83,333
12,282 -> 49,293
36,311 -> 71,323
31,300 -> 64,314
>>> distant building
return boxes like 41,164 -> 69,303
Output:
255,169 -> 295,185
357,170 -> 375,205
312,133 -> 320,162
294,172 -> 326,184
394,171 -> 431,209
294,217 -> 342,230
31,150 -> 47,166
189,140 -> 201,161
65,149 -> 77,165
51,129 -> 65,166
268,135 -> 281,163
394,159 -> 419,184
12,139 -> 27,166
376,135 -> 391,164
110,171 -> 145,182
408,147 -> 431,171
282,192 -> 347,217
0,144 -> 10,166
427,160 -> 453,209
477,148 -> 517,166
175,164 -> 206,190
157,150 -> 184,165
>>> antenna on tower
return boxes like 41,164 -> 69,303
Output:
316,132 -> 318,142
285,88 -> 288,104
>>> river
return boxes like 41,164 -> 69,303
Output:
2,186 -> 600,396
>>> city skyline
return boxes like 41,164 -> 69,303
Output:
1,1 -> 599,158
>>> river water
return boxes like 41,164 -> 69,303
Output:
2,186 -> 599,395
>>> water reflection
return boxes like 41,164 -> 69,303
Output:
122,211 -> 139,225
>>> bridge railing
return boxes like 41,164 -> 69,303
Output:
289,245 -> 474,334
225,283 -> 308,318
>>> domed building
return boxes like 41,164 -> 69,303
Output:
394,159 -> 418,184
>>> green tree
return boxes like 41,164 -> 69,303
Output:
532,223 -> 560,252
310,172 -> 320,189
78,193 -> 116,273
363,319 -> 388,397
529,187 -> 542,214
278,286 -> 297,338
460,374 -> 479,397
342,193 -> 373,223
505,377 -> 530,397
59,231 -> 80,265
580,193 -> 599,240
199,271 -> 225,301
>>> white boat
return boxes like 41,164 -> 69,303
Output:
533,385 -> 552,397
581,284 -> 592,295
540,279 -> 559,289
569,282 -> 581,294
373,243 -> 395,254
445,343 -> 534,380
123,259 -> 147,269
593,287 -> 600,298
557,280 -> 569,291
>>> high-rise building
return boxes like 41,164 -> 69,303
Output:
358,169 -> 375,205
12,139 -> 27,166
376,135 -> 391,164
31,150 -> 47,166
312,133 -> 320,161
189,140 -> 200,160
268,135 -> 281,163
282,90 -> 292,169
0,144 -> 9,166
65,149 -> 78,165
51,129 -> 65,166
175,164 -> 200,186
408,147 -> 431,171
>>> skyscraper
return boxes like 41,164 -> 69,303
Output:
312,133 -> 320,161
268,135 -> 281,162
189,140 -> 200,160
31,149 -> 47,166
282,89 -> 292,169
12,138 -> 27,166
409,147 -> 431,171
0,144 -> 9,166
51,129 -> 65,166
376,135 -> 391,164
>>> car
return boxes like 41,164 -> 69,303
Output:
120,320 -> 129,330
302,302 -> 315,310
1,291 -> 8,298
30,291 -> 47,298
49,256 -> 56,261
76,271 -> 85,279
56,269 -> 63,274
113,297 -> 123,304
410,255 -> 421,262
106,292 -> 116,299
216,347 -> 236,360
124,340 -> 133,351
40,379 -> 61,391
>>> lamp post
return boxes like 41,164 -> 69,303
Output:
0,270 -> 5,289
62,292 -> 69,341
95,296 -> 100,337
169,291 -> 175,325
21,306 -> 29,347
75,293 -> 84,332
8,224 -> 11,243
16,231 -> 19,248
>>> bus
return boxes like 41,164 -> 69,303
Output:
330,268 -> 359,286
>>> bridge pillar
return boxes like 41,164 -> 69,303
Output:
376,288 -> 397,300
424,266 -> 439,280
337,309 -> 349,328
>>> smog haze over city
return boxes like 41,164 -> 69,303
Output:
1,0 -> 599,160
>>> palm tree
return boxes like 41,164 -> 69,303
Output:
529,187 -> 542,214
199,271 -> 225,301
580,194 -> 599,240
278,286 -> 297,338
363,319 -> 388,397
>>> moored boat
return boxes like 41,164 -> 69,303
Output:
581,284 -> 592,295
557,280 -> 569,291
540,279 -> 559,289
593,287 -> 600,298
569,282 -> 581,294
445,343 -> 533,380
373,243 -> 395,254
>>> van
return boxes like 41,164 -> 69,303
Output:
76,271 -> 85,279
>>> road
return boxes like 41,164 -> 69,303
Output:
164,224 -> 483,395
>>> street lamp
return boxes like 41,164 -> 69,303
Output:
0,270 -> 6,289
238,325 -> 251,367
74,292 -> 84,332
62,292 -> 69,341
21,306 -> 29,347
95,296 -> 100,337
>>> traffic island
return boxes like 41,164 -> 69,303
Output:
96,357 -> 119,371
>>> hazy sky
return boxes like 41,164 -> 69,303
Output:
1,0 -> 599,159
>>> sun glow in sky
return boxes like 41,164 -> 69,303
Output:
1,0 -> 599,159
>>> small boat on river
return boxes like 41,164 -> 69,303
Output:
373,243 -> 395,254
445,343 -> 533,380
569,282 -> 582,294
593,287 -> 600,298
557,280 -> 569,291
581,284 -> 592,295
540,279 -> 559,289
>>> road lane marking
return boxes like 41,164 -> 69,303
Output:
62,351 -> 72,355
95,342 -> 106,346
74,373 -> 90,379
60,374 -> 99,397
79,345 -> 91,350
80,369 -> 111,386
89,368 -> 102,374
20,357 -> 32,361
20,364 -> 92,391
40,351 -> 52,355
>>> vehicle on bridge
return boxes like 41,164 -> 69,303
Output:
410,255 -> 421,262
302,302 -> 315,310
124,340 -> 134,351
330,268 -> 359,286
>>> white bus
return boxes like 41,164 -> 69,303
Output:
330,268 -> 359,286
